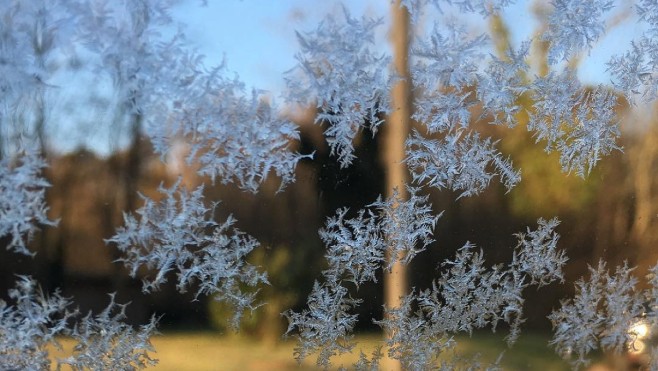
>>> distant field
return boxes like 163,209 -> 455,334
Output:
49,331 -> 577,370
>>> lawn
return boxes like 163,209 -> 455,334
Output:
48,331 -> 579,370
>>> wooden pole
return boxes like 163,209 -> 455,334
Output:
383,2 -> 410,369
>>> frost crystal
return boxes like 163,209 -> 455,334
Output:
291,208 -> 565,369
529,72 -> 621,176
353,346 -> 383,371
529,71 -> 581,152
403,0 -> 516,18
398,0 -> 428,24
377,219 -> 567,368
558,88 -> 621,177
69,0 -> 178,115
370,188 -> 440,269
322,189 -> 438,286
72,0 -> 307,193
320,188 -> 439,286
541,0 -> 614,64
607,0 -> 658,104
0,276 -> 72,371
477,42 -> 531,127
0,0 -> 65,125
511,218 -> 567,286
413,89 -> 474,135
0,151 -> 57,256
287,191 -> 438,367
321,208 -> 386,286
283,282 -> 360,368
411,23 -> 485,99
406,130 -> 520,197
148,56 -> 308,192
285,6 -> 391,168
408,23 -> 522,197
59,294 -> 158,371
638,0 -> 658,33
375,292 -> 455,369
0,277 -> 158,371
607,38 -> 658,103
549,261 -> 645,369
189,89 -> 308,193
442,0 -> 516,17
108,181 -> 267,328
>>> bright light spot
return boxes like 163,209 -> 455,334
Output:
629,320 -> 650,339
628,339 -> 646,354
628,320 -> 650,354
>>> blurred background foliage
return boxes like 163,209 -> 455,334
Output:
2,5 -> 658,350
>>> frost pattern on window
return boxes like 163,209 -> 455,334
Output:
608,1 -> 658,103
321,189 -> 438,287
398,0 -> 427,24
409,23 -> 522,196
0,276 -> 72,370
318,188 -> 439,289
0,277 -> 156,370
155,67 -> 309,192
529,72 -> 621,177
107,181 -> 267,328
406,130 -> 521,197
192,91 -> 308,193
285,190 -> 438,367
321,208 -> 385,287
284,281 -> 360,368
0,151 -> 57,256
352,346 -> 383,371
646,264 -> 658,369
402,0 -> 516,18
511,218 -> 567,286
528,71 -> 580,152
375,219 -> 566,368
59,294 -> 158,370
370,188 -> 440,269
284,6 -> 391,168
607,38 -> 658,103
69,0 -> 178,115
155,55 -> 308,192
558,88 -> 621,176
71,0 -> 307,193
477,42 -> 531,127
411,23 -> 485,102
541,0 -> 614,65
0,1 -> 651,370
549,261 -> 645,369
0,1 -> 36,109
638,0 -> 658,30
288,209 -> 563,368
0,0 -> 66,127
440,0 -> 516,17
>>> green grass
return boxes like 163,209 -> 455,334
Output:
49,331 -> 577,370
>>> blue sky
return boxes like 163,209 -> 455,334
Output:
172,0 -> 640,94
172,1 -> 387,95
50,1 -> 643,155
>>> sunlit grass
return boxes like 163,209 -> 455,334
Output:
48,331 -> 574,370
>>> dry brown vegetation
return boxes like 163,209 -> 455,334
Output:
47,332 -> 572,370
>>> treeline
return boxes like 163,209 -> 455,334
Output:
1,102 -> 656,338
